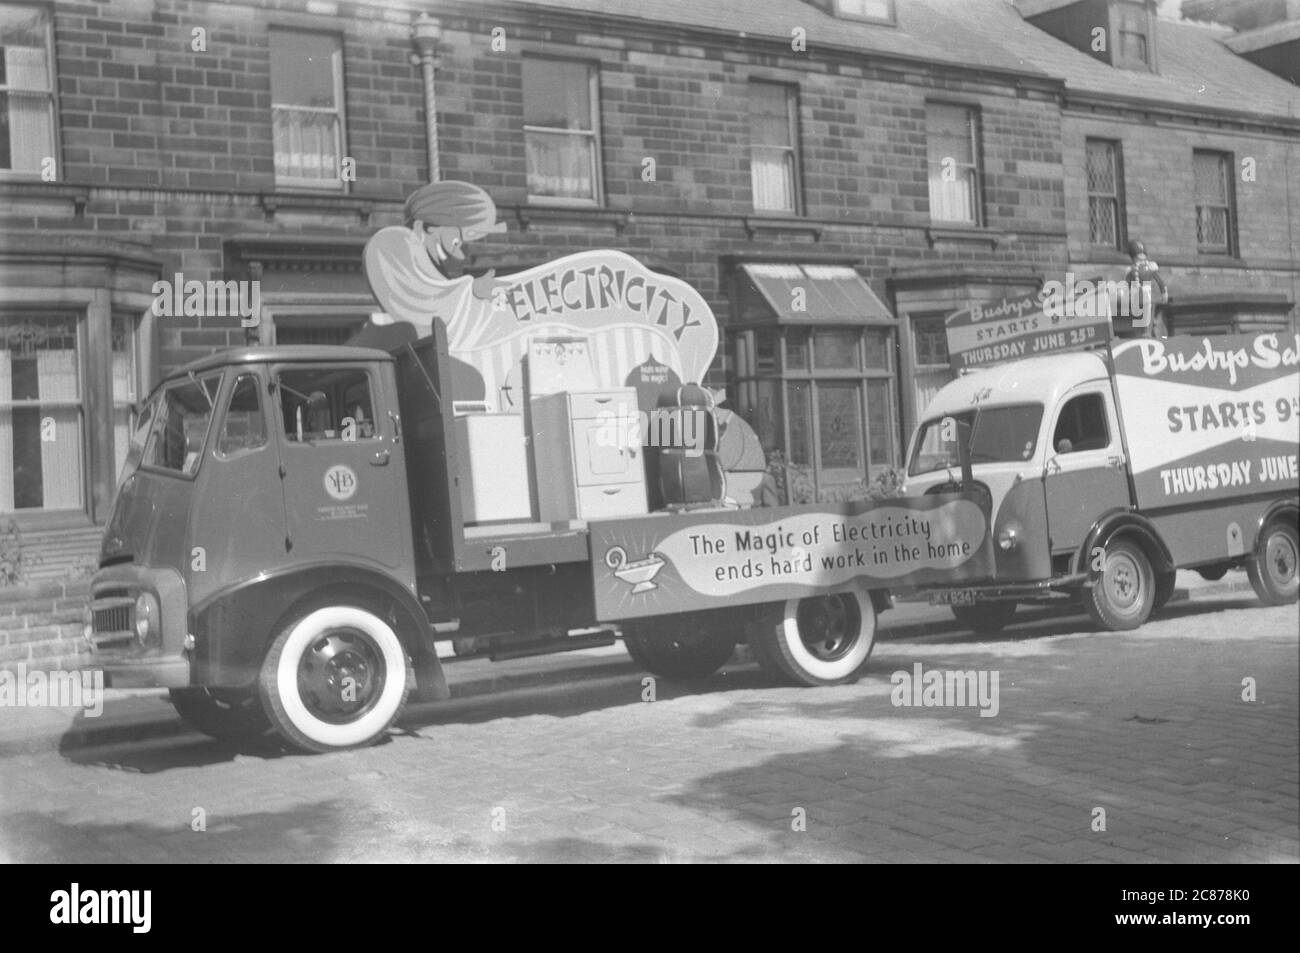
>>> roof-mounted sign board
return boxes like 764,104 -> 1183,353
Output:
945,281 -> 1114,373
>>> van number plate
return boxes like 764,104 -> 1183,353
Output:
929,589 -> 977,606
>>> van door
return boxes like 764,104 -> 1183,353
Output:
1042,389 -> 1131,555
271,361 -> 414,580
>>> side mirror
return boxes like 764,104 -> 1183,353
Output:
1056,437 -> 1073,454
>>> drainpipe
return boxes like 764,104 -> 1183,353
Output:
411,14 -> 442,183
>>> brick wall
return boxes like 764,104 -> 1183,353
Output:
0,581 -> 92,675
1063,111 -> 1300,303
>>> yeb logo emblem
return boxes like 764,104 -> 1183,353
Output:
324,464 -> 358,501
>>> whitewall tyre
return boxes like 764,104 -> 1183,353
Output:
258,605 -> 410,753
750,585 -> 876,686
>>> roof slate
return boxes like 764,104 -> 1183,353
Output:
505,0 -> 1300,121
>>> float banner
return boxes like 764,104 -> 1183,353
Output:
590,494 -> 994,622
945,288 -> 1111,373
1112,333 -> 1300,510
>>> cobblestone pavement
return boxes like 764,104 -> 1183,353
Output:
0,596 -> 1295,863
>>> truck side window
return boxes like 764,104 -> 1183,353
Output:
143,375 -> 220,476
277,367 -> 378,443
1053,393 -> 1109,454
217,373 -> 267,457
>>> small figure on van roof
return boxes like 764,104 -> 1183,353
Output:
1118,238 -> 1169,339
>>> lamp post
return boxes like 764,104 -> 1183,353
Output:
411,14 -> 442,183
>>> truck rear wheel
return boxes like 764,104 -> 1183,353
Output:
622,613 -> 737,680
168,687 -> 270,742
749,585 -> 876,686
1247,521 -> 1299,606
950,601 -> 1017,635
1085,538 -> 1154,631
258,605 -> 411,753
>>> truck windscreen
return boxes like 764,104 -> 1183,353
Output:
909,403 -> 1044,476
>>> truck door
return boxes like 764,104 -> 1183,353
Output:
1042,389 -> 1130,555
271,361 -> 413,577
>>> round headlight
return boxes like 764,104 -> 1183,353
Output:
134,592 -> 159,645
997,524 -> 1021,552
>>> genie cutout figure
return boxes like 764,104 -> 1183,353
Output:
364,180 -> 508,348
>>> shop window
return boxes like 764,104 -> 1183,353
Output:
523,58 -> 602,205
0,4 -> 55,178
111,316 -> 137,480
732,324 -> 897,502
1053,393 -> 1110,454
908,314 -> 955,446
277,366 -> 377,442
270,29 -> 346,190
1086,139 -> 1125,250
749,81 -> 801,214
143,374 -> 220,477
1193,150 -> 1236,255
926,104 -> 982,225
0,316 -> 82,511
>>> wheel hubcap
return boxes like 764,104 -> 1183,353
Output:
1267,534 -> 1297,586
1106,553 -> 1142,613
796,594 -> 860,661
297,628 -> 385,724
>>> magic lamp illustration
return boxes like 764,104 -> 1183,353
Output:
605,546 -> 666,594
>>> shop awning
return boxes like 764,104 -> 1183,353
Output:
740,263 -> 893,325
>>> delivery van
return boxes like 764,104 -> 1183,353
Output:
902,332 -> 1299,632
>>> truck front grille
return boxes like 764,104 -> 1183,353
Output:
93,604 -> 132,634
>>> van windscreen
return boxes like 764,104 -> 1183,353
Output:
909,403 -> 1044,476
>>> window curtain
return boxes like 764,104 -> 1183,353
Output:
35,349 -> 81,509
4,45 -> 53,171
0,350 -> 12,512
273,107 -> 338,181
751,148 -> 794,212
928,169 -> 976,223
526,131 -> 592,199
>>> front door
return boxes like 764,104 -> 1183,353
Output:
271,361 -> 412,577
1042,388 -> 1130,555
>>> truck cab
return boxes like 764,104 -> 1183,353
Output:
88,346 -> 434,750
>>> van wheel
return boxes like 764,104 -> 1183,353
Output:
1196,564 -> 1229,582
1247,521 -> 1299,606
1085,538 -> 1154,631
168,687 -> 269,742
950,601 -> 1017,634
749,585 -> 876,686
622,613 -> 737,680
258,605 -> 410,753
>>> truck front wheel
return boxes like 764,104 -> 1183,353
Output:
749,585 -> 876,686
168,687 -> 270,742
950,601 -> 1017,635
1085,538 -> 1154,631
258,605 -> 411,753
622,613 -> 737,680
1247,521 -> 1299,606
